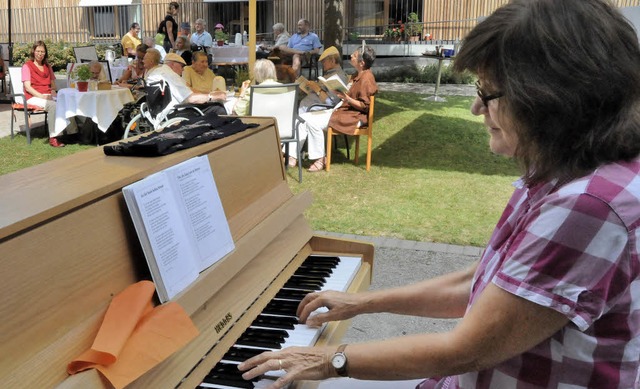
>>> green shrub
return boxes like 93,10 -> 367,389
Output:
374,62 -> 475,85
11,40 -> 113,72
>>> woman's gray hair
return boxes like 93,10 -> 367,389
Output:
176,35 -> 188,45
253,59 -> 277,84
272,23 -> 285,33
195,18 -> 206,26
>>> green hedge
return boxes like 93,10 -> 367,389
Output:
374,62 -> 475,84
11,40 -> 113,72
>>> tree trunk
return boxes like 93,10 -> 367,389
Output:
323,0 -> 344,58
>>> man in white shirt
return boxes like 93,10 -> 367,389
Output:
191,18 -> 213,49
143,37 -> 167,61
143,49 -> 225,114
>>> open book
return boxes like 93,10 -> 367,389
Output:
122,156 -> 235,303
317,74 -> 349,93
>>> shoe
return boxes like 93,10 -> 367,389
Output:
287,156 -> 298,168
308,157 -> 326,172
49,137 -> 65,147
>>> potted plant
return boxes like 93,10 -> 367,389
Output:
383,20 -> 404,43
214,30 -> 229,47
73,64 -> 92,92
406,12 -> 422,42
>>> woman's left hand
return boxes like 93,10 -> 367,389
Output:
238,346 -> 335,389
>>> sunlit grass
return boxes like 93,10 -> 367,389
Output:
1,91 -> 520,247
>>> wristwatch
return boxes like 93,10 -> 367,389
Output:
331,344 -> 348,377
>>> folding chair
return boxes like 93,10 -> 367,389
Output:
8,66 -> 48,144
73,45 -> 98,63
326,95 -> 376,172
249,83 -> 304,182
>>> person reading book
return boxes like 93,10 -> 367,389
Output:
293,46 -> 377,172
298,46 -> 349,114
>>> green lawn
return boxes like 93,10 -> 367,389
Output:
0,91 -> 520,247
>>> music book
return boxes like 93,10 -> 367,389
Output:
317,74 -> 349,93
122,156 -> 235,303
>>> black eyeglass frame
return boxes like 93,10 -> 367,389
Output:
475,81 -> 503,107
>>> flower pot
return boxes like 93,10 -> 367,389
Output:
76,81 -> 89,92
217,40 -> 224,47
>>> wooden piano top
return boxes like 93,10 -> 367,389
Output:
0,117 -> 374,389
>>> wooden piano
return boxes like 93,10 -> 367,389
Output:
0,118 -> 374,389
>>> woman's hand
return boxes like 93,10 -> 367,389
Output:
238,346 -> 336,389
297,290 -> 364,326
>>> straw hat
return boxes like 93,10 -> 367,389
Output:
164,53 -> 186,65
319,46 -> 339,62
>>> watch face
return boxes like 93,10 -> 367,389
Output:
332,353 -> 346,368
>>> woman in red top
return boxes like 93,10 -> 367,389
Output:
22,41 -> 61,147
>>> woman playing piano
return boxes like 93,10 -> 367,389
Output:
238,0 -> 640,388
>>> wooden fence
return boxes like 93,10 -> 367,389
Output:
0,0 -> 638,46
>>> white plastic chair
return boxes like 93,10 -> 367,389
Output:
249,83 -> 303,182
73,45 -> 98,63
8,66 -> 48,144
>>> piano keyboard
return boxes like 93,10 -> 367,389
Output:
198,255 -> 362,389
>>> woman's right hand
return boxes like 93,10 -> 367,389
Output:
296,290 -> 364,326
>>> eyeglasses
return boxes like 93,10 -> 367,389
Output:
475,81 -> 503,107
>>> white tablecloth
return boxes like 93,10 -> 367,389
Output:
208,46 -> 248,65
54,87 -> 134,135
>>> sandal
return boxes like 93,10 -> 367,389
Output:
307,157 -> 326,172
287,156 -> 298,168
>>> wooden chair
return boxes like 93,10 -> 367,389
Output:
326,95 -> 375,172
8,66 -> 48,144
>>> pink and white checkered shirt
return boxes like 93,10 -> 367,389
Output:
419,159 -> 640,389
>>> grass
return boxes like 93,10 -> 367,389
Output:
0,91 -> 520,247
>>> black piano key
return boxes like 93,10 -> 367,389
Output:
262,299 -> 301,316
293,268 -> 333,277
243,327 -> 289,339
222,346 -> 268,362
251,314 -> 297,329
283,279 -> 324,290
275,288 -> 311,301
291,274 -> 327,283
235,338 -> 282,349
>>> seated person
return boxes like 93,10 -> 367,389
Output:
121,22 -> 141,58
182,51 -> 226,94
257,22 -> 290,59
191,18 -> 213,49
21,40 -> 60,147
298,46 -> 349,113
115,43 -> 148,86
171,36 -> 192,65
88,60 -> 109,83
143,37 -> 166,61
294,46 -> 377,172
144,50 -> 226,115
274,19 -> 321,76
232,59 -> 281,116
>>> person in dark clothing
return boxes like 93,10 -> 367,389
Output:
157,2 -> 179,52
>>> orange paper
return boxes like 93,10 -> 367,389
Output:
68,280 -> 199,388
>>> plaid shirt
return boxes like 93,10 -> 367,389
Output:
420,159 -> 640,389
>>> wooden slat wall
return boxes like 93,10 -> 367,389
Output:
0,0 -> 638,45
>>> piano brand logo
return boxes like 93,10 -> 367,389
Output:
215,312 -> 233,334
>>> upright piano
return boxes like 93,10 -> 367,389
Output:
0,118 -> 374,388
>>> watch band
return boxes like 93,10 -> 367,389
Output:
334,344 -> 348,377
